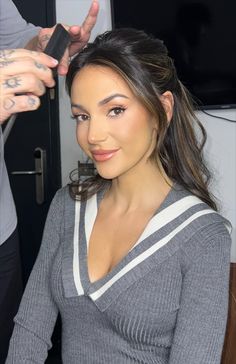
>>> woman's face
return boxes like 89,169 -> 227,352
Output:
71,65 -> 157,180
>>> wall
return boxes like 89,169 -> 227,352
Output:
55,1 -> 236,261
199,109 -> 236,262
56,0 -> 112,184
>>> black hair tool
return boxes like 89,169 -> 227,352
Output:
44,23 -> 71,75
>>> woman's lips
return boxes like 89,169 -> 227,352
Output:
91,149 -> 119,162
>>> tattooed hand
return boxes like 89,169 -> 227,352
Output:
35,0 -> 99,75
0,49 -> 58,124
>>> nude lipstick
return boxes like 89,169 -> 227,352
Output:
91,149 -> 119,162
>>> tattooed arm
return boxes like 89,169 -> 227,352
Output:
0,49 -> 57,124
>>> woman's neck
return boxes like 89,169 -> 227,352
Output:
104,163 -> 172,214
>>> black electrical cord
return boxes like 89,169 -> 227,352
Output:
201,109 -> 236,123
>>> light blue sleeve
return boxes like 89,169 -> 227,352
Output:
0,0 -> 41,49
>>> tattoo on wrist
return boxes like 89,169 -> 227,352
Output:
3,98 -> 15,110
0,50 -> 15,60
34,61 -> 47,71
3,77 -> 21,89
0,60 -> 15,68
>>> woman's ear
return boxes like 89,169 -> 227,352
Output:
160,91 -> 174,123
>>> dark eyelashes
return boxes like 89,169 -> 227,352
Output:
70,106 -> 127,122
70,114 -> 88,123
108,106 -> 126,116
70,115 -> 77,122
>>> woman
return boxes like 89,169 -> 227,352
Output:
7,28 -> 231,363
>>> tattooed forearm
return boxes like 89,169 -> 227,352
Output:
3,77 -> 21,89
0,49 -> 15,60
3,98 -> 15,110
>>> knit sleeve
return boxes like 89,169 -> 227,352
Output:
6,188 -> 65,363
0,0 -> 40,50
168,224 -> 231,364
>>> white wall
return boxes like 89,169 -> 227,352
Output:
198,109 -> 236,262
56,0 -> 112,184
55,1 -> 236,261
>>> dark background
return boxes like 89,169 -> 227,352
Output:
111,0 -> 236,109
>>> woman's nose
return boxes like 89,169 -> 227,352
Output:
87,118 -> 108,144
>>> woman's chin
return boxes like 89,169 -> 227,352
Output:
95,165 -> 118,180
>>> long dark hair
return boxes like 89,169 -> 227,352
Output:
66,28 -> 217,210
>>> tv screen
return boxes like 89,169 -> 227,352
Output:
111,0 -> 236,109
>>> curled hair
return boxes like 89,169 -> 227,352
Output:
66,28 -> 217,210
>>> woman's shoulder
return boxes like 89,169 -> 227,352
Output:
166,184 -> 232,264
53,184 -> 70,197
51,184 -> 76,205
165,183 -> 231,228
162,182 -> 231,247
46,185 -> 76,221
50,184 -> 100,220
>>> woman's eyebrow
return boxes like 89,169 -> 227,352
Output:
71,103 -> 88,114
98,93 -> 129,106
71,94 -> 129,112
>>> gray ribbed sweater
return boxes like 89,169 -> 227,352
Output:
6,184 -> 231,363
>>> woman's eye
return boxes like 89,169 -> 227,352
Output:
108,107 -> 126,117
71,114 -> 89,123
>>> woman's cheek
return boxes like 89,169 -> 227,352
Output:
76,126 -> 86,148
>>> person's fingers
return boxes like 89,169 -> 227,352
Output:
82,1 -> 99,32
67,0 -> 99,56
57,48 -> 70,76
68,25 -> 81,36
36,0 -> 99,75
0,95 -> 40,124
80,0 -> 99,34
0,48 -> 58,68
0,48 -> 57,124
0,73 -> 46,97
0,57 -> 55,88
61,0 -> 99,40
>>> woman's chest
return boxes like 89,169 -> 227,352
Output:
104,258 -> 182,341
51,250 -> 182,345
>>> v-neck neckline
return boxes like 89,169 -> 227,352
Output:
80,183 -> 176,291
62,182 -> 218,310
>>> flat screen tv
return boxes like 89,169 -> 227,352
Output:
111,0 -> 236,110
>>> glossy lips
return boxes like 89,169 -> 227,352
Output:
91,149 -> 119,162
